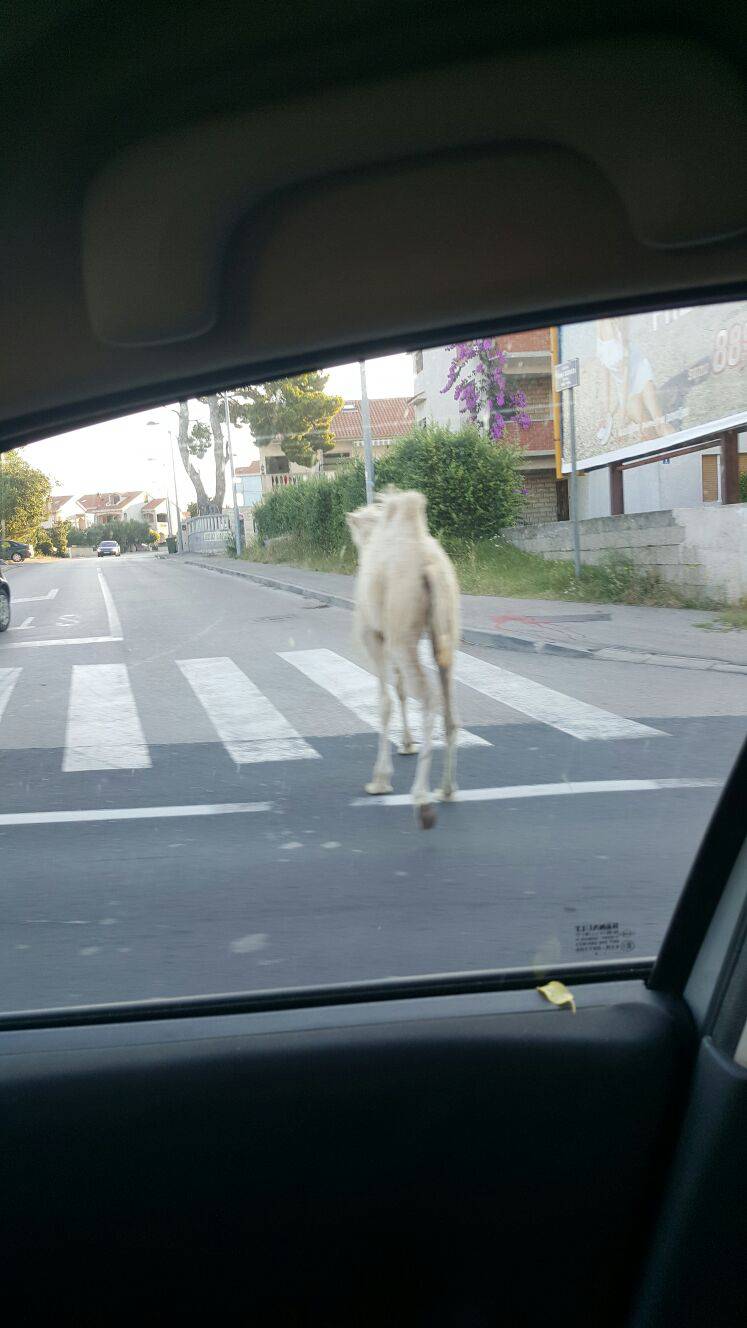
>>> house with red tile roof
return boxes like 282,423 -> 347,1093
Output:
43,494 -> 88,530
78,491 -> 147,523
324,398 -> 414,470
141,495 -> 183,535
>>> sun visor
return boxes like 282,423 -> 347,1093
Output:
82,37 -> 747,348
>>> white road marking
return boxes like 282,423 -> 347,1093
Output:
0,667 -> 22,723
0,801 -> 271,827
279,648 -> 489,748
177,656 -> 320,763
3,634 -> 122,648
350,777 -> 721,807
97,570 -> 123,637
8,616 -> 34,631
63,663 -> 151,771
12,588 -> 59,604
444,647 -> 665,741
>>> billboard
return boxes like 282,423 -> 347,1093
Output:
558,301 -> 747,471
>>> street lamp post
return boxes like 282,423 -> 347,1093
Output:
223,392 -> 243,557
147,417 -> 184,552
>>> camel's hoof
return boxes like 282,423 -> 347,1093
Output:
417,803 -> 437,830
398,743 -> 418,756
366,781 -> 393,796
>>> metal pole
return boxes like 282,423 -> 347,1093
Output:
168,429 -> 184,552
359,361 -> 374,504
163,459 -> 174,543
224,392 -> 242,556
568,388 -> 582,577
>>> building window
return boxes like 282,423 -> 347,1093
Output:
702,455 -> 719,503
413,350 -> 423,375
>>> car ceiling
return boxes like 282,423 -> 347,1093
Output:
1,0 -> 746,450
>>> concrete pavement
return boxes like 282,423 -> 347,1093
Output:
1,553 -> 745,1014
183,555 -> 747,671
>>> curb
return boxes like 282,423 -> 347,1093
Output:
183,557 -> 747,675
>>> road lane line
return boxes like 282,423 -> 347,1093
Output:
8,616 -> 34,630
351,777 -> 721,807
97,570 -> 123,637
3,635 -> 122,648
0,802 -> 271,827
444,647 -> 665,741
0,667 -> 22,724
63,664 -> 151,771
279,648 -> 489,748
177,656 -> 320,763
12,588 -> 59,604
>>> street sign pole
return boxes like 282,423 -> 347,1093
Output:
554,358 -> 582,578
568,388 -> 581,578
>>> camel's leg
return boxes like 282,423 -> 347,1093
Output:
435,658 -> 458,801
404,647 -> 436,829
364,630 -> 394,795
393,664 -> 417,755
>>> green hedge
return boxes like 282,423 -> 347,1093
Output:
254,462 -> 367,551
253,424 -> 524,550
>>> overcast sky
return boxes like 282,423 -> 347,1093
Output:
22,352 -> 414,502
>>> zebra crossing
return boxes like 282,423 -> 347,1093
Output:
0,646 -> 664,773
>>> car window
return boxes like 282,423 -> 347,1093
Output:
1,300 -> 745,1014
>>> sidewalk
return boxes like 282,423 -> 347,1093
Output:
183,555 -> 747,674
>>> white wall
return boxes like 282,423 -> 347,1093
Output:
577,433 -> 746,518
505,505 -> 747,603
413,347 -> 464,429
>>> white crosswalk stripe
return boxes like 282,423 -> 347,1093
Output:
421,643 -> 665,741
0,646 -> 667,770
63,664 -> 151,771
279,647 -> 489,748
177,656 -> 320,763
0,667 -> 22,722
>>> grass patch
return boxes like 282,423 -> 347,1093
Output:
244,533 -> 715,609
444,538 -> 711,607
243,534 -> 357,575
695,599 -> 747,631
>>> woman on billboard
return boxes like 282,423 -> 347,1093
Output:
595,318 -> 675,446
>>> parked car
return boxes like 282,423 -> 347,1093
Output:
0,565 -> 9,631
96,540 -> 121,557
1,539 -> 34,562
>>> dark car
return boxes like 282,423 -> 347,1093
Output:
0,565 -> 9,631
96,539 -> 121,557
1,539 -> 33,562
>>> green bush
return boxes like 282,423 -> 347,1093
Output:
35,531 -> 56,555
253,425 -> 524,551
254,463 -> 366,552
376,423 -> 524,540
50,519 -> 69,556
739,471 -> 747,503
66,518 -> 157,551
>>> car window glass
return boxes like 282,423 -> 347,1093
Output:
1,301 -> 745,1014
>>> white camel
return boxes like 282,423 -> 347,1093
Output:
346,488 -> 460,829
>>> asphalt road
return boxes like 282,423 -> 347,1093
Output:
1,553 -> 745,1014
